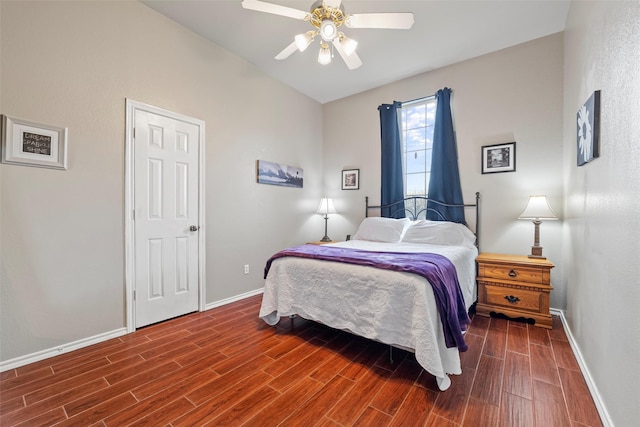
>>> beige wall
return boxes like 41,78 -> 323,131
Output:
3,3 -> 638,424
0,1 -> 323,362
322,33 -> 565,308
563,1 -> 640,425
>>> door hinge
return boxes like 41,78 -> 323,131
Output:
133,290 -> 136,301
133,128 -> 136,139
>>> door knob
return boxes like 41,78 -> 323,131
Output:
189,225 -> 200,232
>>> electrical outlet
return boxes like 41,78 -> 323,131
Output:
244,264 -> 249,275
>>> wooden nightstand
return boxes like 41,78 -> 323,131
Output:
476,253 -> 554,329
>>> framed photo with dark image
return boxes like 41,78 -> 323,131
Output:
1,115 -> 68,170
342,168 -> 359,190
481,142 -> 516,174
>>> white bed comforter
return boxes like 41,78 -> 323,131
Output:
259,240 -> 478,391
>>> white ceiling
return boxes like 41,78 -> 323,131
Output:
142,0 -> 570,104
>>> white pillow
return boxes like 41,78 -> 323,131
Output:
352,217 -> 411,243
401,220 -> 476,246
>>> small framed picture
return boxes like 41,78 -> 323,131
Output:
577,90 -> 600,166
481,142 -> 516,174
1,115 -> 68,170
342,168 -> 359,190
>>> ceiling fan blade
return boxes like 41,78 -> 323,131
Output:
275,40 -> 298,60
241,0 -> 309,21
346,13 -> 415,29
332,39 -> 362,70
323,0 -> 342,9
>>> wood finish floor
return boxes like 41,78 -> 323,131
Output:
1,295 -> 602,426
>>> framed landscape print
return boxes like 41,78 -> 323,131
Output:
577,90 -> 600,166
481,142 -> 516,174
256,160 -> 303,188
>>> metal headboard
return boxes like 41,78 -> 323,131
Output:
365,192 -> 481,248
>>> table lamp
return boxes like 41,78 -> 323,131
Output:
518,195 -> 558,259
316,198 -> 337,242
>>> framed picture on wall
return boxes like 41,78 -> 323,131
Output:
1,115 -> 68,170
481,142 -> 516,174
577,90 -> 600,166
342,168 -> 359,190
256,159 -> 303,188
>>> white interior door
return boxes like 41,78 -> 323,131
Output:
133,108 -> 201,328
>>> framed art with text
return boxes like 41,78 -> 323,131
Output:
481,142 -> 516,174
1,115 -> 68,170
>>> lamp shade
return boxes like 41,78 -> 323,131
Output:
295,31 -> 314,52
340,34 -> 358,56
316,198 -> 337,215
518,195 -> 558,220
318,43 -> 331,65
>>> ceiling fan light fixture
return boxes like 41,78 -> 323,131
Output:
318,43 -> 332,65
242,0 -> 415,70
295,31 -> 315,52
339,33 -> 358,55
320,19 -> 338,41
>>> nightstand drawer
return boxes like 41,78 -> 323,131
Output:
483,283 -> 542,312
479,264 -> 548,284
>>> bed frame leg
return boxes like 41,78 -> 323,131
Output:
389,346 -> 394,365
289,315 -> 295,330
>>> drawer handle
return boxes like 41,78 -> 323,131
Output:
504,295 -> 520,304
508,269 -> 517,277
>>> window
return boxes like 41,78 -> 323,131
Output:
399,97 -> 436,197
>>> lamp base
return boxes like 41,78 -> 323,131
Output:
320,215 -> 331,242
528,245 -> 546,259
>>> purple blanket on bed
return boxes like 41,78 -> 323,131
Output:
264,245 -> 470,352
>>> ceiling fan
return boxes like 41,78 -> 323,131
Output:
241,0 -> 414,70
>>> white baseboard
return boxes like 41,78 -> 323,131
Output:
0,290 -> 265,373
550,308 -> 613,427
204,288 -> 264,311
0,328 -> 128,372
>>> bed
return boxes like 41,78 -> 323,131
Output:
259,194 -> 480,391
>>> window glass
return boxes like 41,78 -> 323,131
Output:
400,97 -> 436,197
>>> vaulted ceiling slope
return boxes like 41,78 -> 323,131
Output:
142,0 -> 570,104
